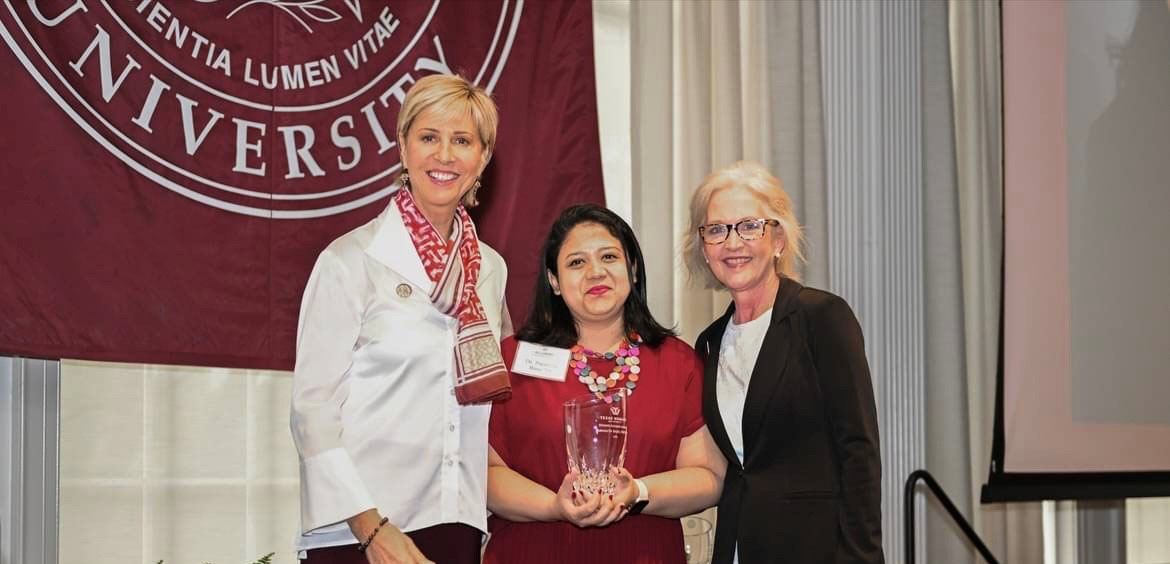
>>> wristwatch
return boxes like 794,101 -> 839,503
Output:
627,478 -> 650,515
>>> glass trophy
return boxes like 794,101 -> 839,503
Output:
563,388 -> 628,496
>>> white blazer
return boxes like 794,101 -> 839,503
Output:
290,196 -> 507,552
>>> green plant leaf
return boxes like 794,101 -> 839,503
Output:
149,550 -> 276,564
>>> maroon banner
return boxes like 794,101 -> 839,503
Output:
0,0 -> 603,369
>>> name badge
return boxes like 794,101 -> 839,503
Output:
511,341 -> 571,382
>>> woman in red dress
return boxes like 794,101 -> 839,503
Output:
484,204 -> 727,563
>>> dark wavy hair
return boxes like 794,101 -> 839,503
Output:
516,204 -> 675,348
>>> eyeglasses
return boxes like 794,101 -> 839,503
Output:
698,218 -> 780,245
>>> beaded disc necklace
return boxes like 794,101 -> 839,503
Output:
570,333 -> 643,399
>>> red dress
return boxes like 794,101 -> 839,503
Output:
484,336 -> 706,564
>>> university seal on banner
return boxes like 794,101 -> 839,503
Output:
0,0 -> 522,218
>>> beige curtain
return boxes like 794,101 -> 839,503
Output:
950,1 -> 1045,561
631,0 -> 825,343
629,2 -> 825,561
57,360 -> 298,564
922,0 -> 974,560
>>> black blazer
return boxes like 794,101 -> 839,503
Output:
695,279 -> 884,564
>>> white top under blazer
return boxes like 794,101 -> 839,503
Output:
290,193 -> 508,554
717,307 -> 774,564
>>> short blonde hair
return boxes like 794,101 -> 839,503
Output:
396,74 -> 499,207
682,160 -> 805,289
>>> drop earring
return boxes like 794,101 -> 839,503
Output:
467,178 -> 482,206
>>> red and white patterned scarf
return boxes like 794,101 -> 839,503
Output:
394,187 -> 511,404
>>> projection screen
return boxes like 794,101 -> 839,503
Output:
983,0 -> 1170,501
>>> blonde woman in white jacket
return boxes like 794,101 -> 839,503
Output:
291,74 -> 510,564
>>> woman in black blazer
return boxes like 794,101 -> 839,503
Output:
684,161 -> 884,564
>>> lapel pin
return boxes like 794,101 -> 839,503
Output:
395,283 -> 412,298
